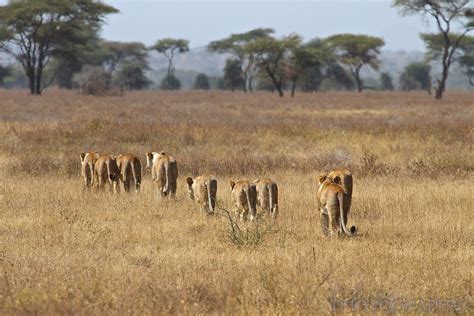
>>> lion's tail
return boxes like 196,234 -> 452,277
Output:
338,191 -> 355,236
206,178 -> 217,213
131,159 -> 141,193
268,182 -> 278,218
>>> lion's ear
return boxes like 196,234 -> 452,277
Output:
80,152 -> 86,162
317,175 -> 327,184
186,177 -> 193,186
229,180 -> 236,190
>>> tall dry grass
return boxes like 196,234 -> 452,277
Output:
0,89 -> 472,314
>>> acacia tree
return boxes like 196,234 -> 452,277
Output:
0,0 -> 117,95
326,34 -> 385,92
399,62 -> 432,93
102,41 -> 148,75
393,0 -> 473,99
287,39 -> 334,97
246,34 -> 301,97
151,38 -> 189,78
193,73 -> 210,90
223,58 -> 244,91
380,72 -> 395,90
0,64 -> 10,85
208,28 -> 274,92
460,52 -> 474,85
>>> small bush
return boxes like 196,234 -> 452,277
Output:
160,74 -> 181,90
220,208 -> 277,248
73,66 -> 113,96
193,73 -> 210,90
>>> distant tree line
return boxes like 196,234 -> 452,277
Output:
0,0 -> 472,99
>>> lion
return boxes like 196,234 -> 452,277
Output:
253,178 -> 279,218
229,180 -> 257,221
146,151 -> 178,197
80,151 -> 100,189
327,168 -> 353,227
316,175 -> 356,237
116,153 -> 142,193
186,175 -> 217,214
94,154 -> 120,194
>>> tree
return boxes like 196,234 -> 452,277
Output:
0,0 -> 117,95
193,73 -> 210,90
102,41 -> 148,75
393,0 -> 473,99
160,74 -> 181,90
114,61 -> 150,91
246,34 -> 301,97
459,53 -> 474,85
286,39 -> 334,97
223,58 -> 244,91
380,72 -> 394,90
49,32 -> 107,89
73,65 -> 111,96
325,34 -> 385,92
151,38 -> 189,78
457,34 -> 474,85
0,64 -> 10,85
209,28 -> 274,92
399,62 -> 432,93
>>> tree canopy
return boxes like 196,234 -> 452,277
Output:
245,34 -> 301,97
399,62 -> 432,93
325,34 -> 385,92
151,38 -> 189,77
0,0 -> 118,95
193,73 -> 210,90
209,28 -> 274,92
393,0 -> 473,99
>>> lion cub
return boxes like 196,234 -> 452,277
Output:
116,153 -> 142,193
94,154 -> 120,194
316,175 -> 356,237
80,151 -> 100,190
146,151 -> 178,198
186,175 -> 217,214
253,178 -> 279,218
229,180 -> 257,221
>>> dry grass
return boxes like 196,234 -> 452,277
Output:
0,89 -> 473,314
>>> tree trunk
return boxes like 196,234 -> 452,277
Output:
276,85 -> 284,97
34,60 -> 43,95
435,47 -> 450,100
242,73 -> 247,92
355,67 -> 363,92
167,58 -> 173,77
248,77 -> 253,92
26,66 -> 35,95
266,66 -> 284,97
291,80 -> 297,97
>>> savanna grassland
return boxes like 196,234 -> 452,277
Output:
0,90 -> 473,314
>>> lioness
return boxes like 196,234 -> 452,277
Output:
316,175 -> 356,237
94,154 -> 120,194
229,180 -> 257,221
186,175 -> 217,214
116,153 -> 142,193
327,168 -> 353,227
253,178 -> 279,218
146,151 -> 178,197
80,151 -> 100,189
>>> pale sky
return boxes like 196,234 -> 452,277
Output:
0,0 -> 442,51
101,0 -> 438,51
